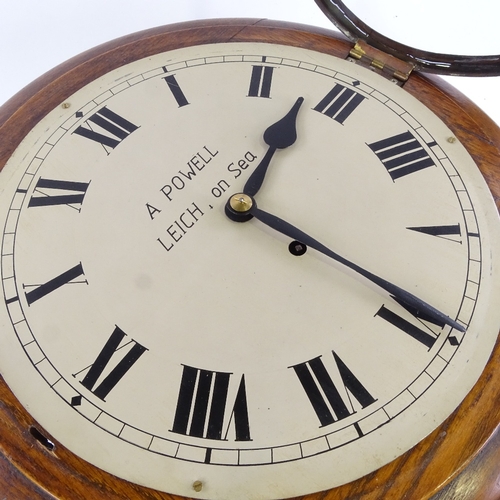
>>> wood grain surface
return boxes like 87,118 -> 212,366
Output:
0,19 -> 498,500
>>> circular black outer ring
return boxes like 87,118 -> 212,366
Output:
315,0 -> 500,76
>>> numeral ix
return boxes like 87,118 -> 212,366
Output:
368,131 -> 435,180
75,326 -> 147,401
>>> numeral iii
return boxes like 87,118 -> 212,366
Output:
314,84 -> 365,124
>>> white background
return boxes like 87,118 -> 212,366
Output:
0,0 -> 499,125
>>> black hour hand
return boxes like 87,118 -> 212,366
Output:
243,97 -> 304,197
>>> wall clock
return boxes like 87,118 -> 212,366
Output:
0,1 -> 499,499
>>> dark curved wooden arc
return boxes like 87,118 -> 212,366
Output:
314,0 -> 500,75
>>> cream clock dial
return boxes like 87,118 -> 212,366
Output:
0,39 -> 498,500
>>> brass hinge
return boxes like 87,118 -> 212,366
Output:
349,40 -> 415,85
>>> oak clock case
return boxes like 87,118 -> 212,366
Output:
0,17 -> 499,500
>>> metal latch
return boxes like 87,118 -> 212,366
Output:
348,40 -> 415,85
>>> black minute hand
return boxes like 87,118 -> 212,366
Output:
250,204 -> 466,333
243,97 -> 304,197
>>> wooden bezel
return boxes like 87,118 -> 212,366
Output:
0,19 -> 499,500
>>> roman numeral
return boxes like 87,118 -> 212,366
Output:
291,352 -> 376,427
24,263 -> 86,305
313,84 -> 365,124
248,65 -> 274,98
77,326 -> 147,401
27,178 -> 90,209
163,73 -> 189,107
376,303 -> 440,349
172,366 -> 251,441
368,131 -> 435,180
73,107 -> 138,150
407,224 -> 462,243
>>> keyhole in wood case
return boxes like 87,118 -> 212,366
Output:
29,426 -> 56,452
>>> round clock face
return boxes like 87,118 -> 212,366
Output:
0,41 -> 499,500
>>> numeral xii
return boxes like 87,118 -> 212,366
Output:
73,106 -> 138,149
